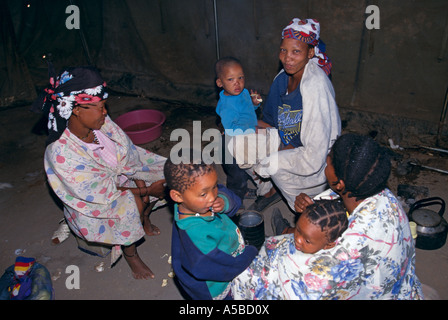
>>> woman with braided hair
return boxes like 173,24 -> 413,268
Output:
325,132 -> 392,204
231,133 -> 423,299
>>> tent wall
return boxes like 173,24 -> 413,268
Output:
1,0 -> 447,126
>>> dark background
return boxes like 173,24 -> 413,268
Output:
1,0 -> 448,129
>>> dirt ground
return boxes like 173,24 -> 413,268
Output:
0,95 -> 447,300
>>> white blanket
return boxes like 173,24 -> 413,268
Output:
254,61 -> 341,209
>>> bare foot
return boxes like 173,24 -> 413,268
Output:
143,215 -> 160,236
123,246 -> 154,280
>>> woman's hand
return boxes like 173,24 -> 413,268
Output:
211,196 -> 225,213
294,193 -> 314,213
280,143 -> 294,150
256,119 -> 272,129
146,179 -> 166,199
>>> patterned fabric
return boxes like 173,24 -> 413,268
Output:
231,189 -> 424,300
282,18 -> 332,75
32,64 -> 109,145
86,130 -> 119,167
44,116 -> 166,264
9,257 -> 35,299
282,18 -> 320,46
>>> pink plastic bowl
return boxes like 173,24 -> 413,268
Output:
114,109 -> 166,145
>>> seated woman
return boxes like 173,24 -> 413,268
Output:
34,65 -> 166,280
227,17 -> 341,212
231,133 -> 423,299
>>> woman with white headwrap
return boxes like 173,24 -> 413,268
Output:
248,18 -> 341,212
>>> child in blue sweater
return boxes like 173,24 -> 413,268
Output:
215,57 -> 277,203
215,56 -> 262,136
164,155 -> 258,300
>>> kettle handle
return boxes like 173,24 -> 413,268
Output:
408,197 -> 446,217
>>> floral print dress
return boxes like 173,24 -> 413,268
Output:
44,116 -> 166,264
231,189 -> 423,300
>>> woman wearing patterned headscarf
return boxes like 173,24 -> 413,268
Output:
35,65 -> 166,280
247,18 -> 341,212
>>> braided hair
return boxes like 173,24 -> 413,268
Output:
330,133 -> 391,201
304,199 -> 348,243
163,151 -> 216,194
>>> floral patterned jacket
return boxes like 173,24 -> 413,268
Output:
231,189 -> 423,300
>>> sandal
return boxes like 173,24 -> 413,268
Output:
271,208 -> 292,235
51,219 -> 71,244
244,188 -> 258,200
248,192 -> 281,212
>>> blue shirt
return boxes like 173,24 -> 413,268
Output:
262,71 -> 303,147
216,89 -> 259,136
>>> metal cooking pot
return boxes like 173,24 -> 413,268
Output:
238,211 -> 265,251
408,197 -> 447,250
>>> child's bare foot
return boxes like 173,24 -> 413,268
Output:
123,246 -> 155,280
143,215 -> 160,236
141,202 -> 160,236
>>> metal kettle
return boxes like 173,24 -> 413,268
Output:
408,197 -> 447,250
